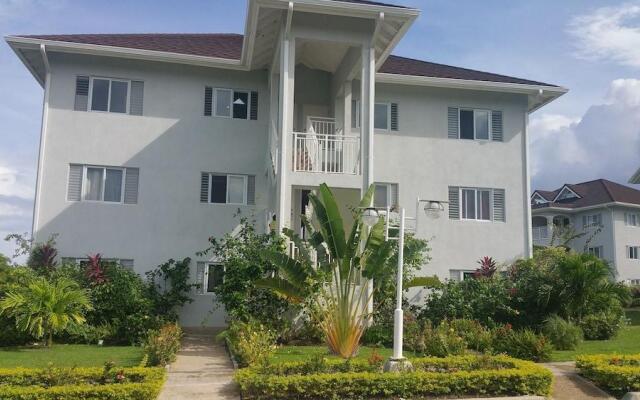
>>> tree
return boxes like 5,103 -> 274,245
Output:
146,257 -> 197,321
0,276 -> 92,346
257,184 -> 395,358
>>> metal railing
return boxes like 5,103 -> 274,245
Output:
532,226 -> 550,243
293,132 -> 360,174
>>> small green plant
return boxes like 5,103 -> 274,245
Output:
580,312 -> 625,340
224,320 -> 277,367
542,315 -> 583,350
407,320 -> 466,357
450,318 -> 493,352
143,323 -> 183,367
492,326 -> 552,362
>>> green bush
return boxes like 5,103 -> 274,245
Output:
577,354 -> 640,396
235,355 -> 553,399
580,312 -> 624,340
492,327 -> 553,362
223,320 -> 276,367
361,324 -> 392,347
450,318 -> 493,352
414,320 -> 466,357
543,315 -> 583,350
143,323 -> 183,367
0,366 -> 165,400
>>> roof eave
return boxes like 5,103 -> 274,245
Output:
257,0 -> 420,18
532,201 -> 640,213
376,72 -> 568,112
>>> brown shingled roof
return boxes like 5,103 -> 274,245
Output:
15,33 -> 559,87
327,0 -> 409,8
533,179 -> 640,209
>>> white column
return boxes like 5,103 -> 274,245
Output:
32,44 -> 51,238
523,113 -> 533,257
343,81 -> 352,135
392,208 -> 405,360
277,36 -> 295,234
360,46 -> 375,190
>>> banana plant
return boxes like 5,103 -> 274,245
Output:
257,183 -> 394,358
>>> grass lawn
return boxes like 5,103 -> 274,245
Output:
551,309 -> 640,362
0,344 -> 144,368
270,345 -> 412,363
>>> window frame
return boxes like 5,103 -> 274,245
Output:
207,173 -> 249,205
587,246 -> 604,259
212,88 -> 252,120
350,100 -> 392,131
88,77 -> 131,114
628,246 -> 639,260
458,108 -> 491,141
460,187 -> 493,221
204,263 -> 225,293
584,213 -> 602,228
625,212 -> 639,227
81,165 -> 125,204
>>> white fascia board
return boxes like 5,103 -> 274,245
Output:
552,185 -> 581,202
6,40 -> 45,87
376,72 -> 568,111
531,191 -> 549,202
257,0 -> 419,18
532,202 -> 640,214
5,36 -> 247,71
375,14 -> 417,70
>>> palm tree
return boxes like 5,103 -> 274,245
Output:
257,184 -> 395,358
0,276 -> 92,346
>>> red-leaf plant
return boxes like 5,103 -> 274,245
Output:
86,253 -> 107,284
474,256 -> 497,278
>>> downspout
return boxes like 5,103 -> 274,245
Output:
32,44 -> 51,239
523,111 -> 533,258
608,205 -> 618,279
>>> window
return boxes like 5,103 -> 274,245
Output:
628,246 -> 639,260
449,270 -> 476,282
207,88 -> 256,120
459,109 -> 490,140
374,103 -> 389,130
625,213 -> 639,226
351,100 -> 398,131
461,188 -> 492,221
203,173 -> 252,205
90,78 -> 129,113
583,214 -> 602,228
83,166 -> 124,203
205,264 -> 224,293
373,183 -> 398,209
588,246 -> 603,259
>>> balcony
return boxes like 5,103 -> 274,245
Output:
292,117 -> 360,175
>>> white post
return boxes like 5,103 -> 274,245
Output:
392,208 -> 405,360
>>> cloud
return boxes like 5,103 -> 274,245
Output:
568,2 -> 640,68
0,165 -> 34,200
531,78 -> 640,189
0,202 -> 28,218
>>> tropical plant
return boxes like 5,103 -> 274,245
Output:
474,256 -> 497,278
257,184 -> 395,358
222,319 -> 277,367
143,323 -> 183,367
85,253 -> 107,285
0,276 -> 92,346
542,315 -> 582,350
146,257 -> 196,321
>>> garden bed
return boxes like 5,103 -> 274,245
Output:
0,366 -> 166,400
235,355 -> 553,399
576,354 -> 640,397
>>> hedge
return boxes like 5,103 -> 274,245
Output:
0,367 -> 165,400
576,354 -> 640,397
235,355 -> 553,399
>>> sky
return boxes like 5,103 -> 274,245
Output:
0,0 -> 639,257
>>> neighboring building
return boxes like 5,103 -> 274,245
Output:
630,167 -> 640,184
531,179 -> 640,284
7,0 -> 566,327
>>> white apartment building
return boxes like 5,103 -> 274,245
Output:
532,179 -> 640,284
7,0 -> 566,326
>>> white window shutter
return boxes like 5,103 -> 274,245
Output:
74,76 -> 89,111
390,103 -> 399,131
491,110 -> 503,141
200,173 -> 210,203
129,81 -> 144,115
493,189 -> 506,222
124,168 -> 139,204
204,87 -> 213,116
250,91 -> 258,120
247,175 -> 256,205
67,164 -> 83,201
196,262 -> 205,294
448,107 -> 459,138
448,186 -> 460,219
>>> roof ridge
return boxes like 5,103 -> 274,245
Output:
599,180 -> 616,202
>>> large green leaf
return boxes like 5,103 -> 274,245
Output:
255,277 -> 306,304
318,184 -> 347,259
308,189 -> 343,261
262,251 -> 311,288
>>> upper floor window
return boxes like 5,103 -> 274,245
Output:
204,87 -> 258,120
351,100 -> 399,131
200,172 -> 256,205
582,213 -> 602,228
448,107 -> 503,141
628,246 -> 639,260
588,246 -> 604,259
67,164 -> 139,204
625,212 -> 639,227
74,76 -> 143,115
449,186 -> 506,222
374,182 -> 399,210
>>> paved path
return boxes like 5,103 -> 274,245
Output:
158,330 -> 239,400
543,362 -> 615,400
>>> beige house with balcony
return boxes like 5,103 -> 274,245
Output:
7,0 -> 566,326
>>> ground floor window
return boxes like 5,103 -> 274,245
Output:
205,263 -> 224,293
628,246 -> 639,260
587,246 -> 604,259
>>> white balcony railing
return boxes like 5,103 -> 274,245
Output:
307,116 -> 337,136
293,132 -> 360,174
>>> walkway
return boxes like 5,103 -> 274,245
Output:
543,362 -> 614,400
158,329 -> 239,400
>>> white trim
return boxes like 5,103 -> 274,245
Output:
460,187 -> 493,221
531,192 -> 549,204
206,172 -> 250,205
458,108 -> 491,141
627,246 -> 640,260
552,185 -> 581,202
81,165 -> 126,203
32,44 -> 50,236
210,87 -> 254,120
532,202 -> 640,213
88,76 -> 131,114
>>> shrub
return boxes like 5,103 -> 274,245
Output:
361,324 -> 392,347
0,366 -> 165,400
235,355 -> 553,399
143,323 -> 183,367
580,313 -> 625,340
492,327 -> 553,362
145,258 -> 197,322
543,315 -> 583,350
223,320 -> 276,367
450,318 -> 493,352
406,320 -> 466,357
577,354 -> 640,397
